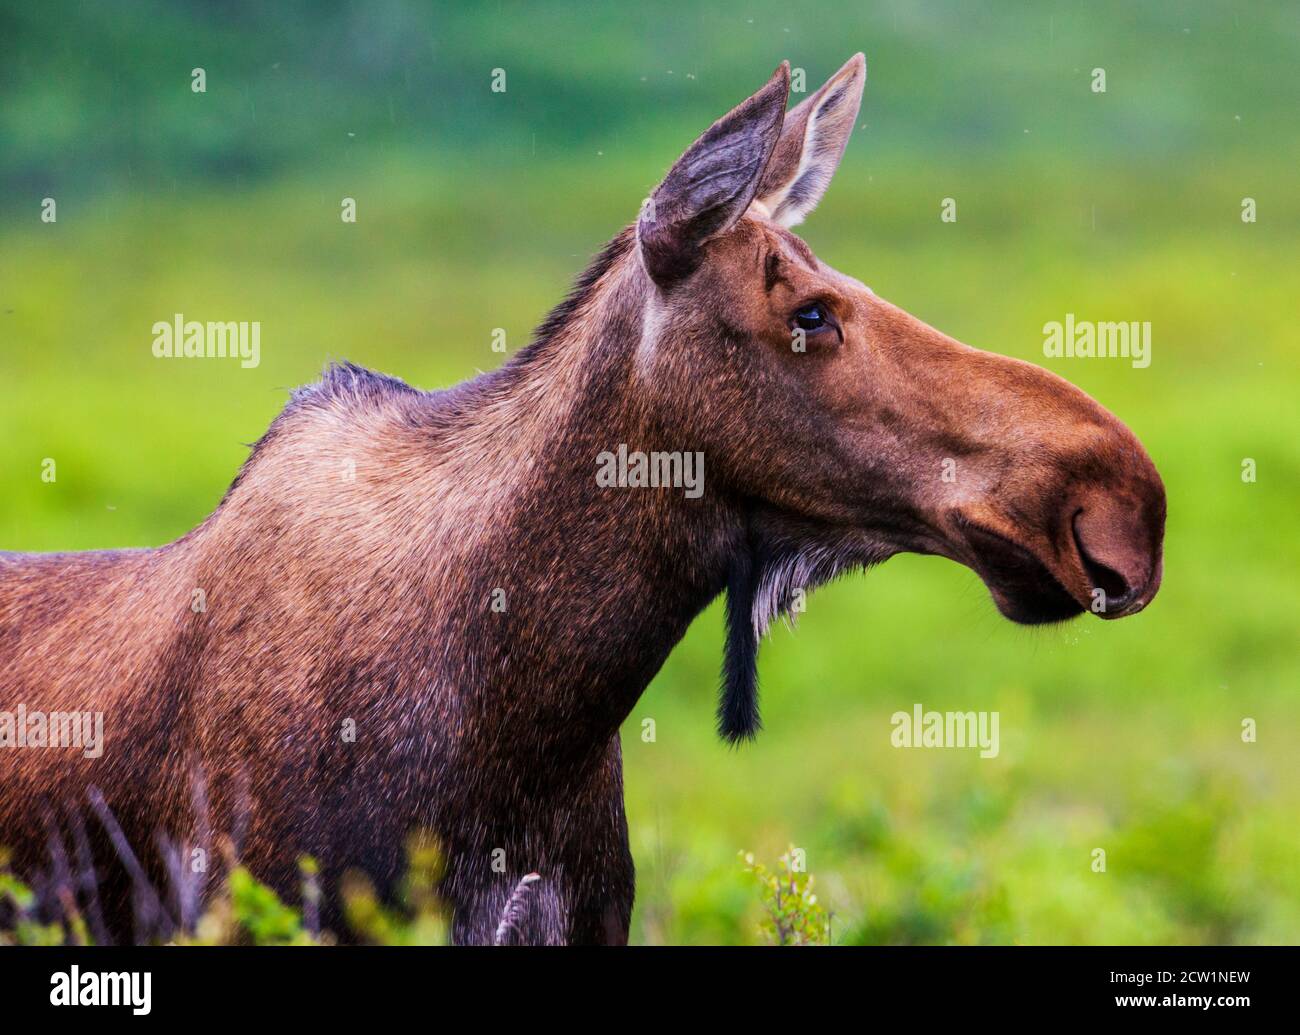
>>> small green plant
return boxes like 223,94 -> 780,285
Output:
740,847 -> 831,945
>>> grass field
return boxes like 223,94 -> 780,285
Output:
1,1 -> 1297,944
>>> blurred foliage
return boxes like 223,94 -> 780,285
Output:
0,868 -> 74,946
1,1 -> 1297,945
2,844 -> 451,946
340,833 -> 450,946
3,1 -> 1298,201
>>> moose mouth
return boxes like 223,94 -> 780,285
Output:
958,521 -> 1086,625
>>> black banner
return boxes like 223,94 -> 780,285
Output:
0,946 -> 1290,1022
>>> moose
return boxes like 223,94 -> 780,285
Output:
0,55 -> 1165,944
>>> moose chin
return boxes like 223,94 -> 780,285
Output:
0,53 -> 1164,945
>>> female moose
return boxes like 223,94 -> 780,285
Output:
0,55 -> 1163,944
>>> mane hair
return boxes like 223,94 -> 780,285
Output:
287,360 -> 420,413
509,227 -> 636,365
211,362 -> 423,512
213,229 -> 638,521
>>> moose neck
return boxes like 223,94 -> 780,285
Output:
437,230 -> 742,754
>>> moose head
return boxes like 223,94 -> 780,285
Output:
628,56 -> 1165,739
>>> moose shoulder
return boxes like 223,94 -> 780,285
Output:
0,55 -> 1164,945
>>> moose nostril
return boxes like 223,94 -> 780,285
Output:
1078,548 -> 1133,606
1071,509 -> 1149,612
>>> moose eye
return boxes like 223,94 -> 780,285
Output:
793,303 -> 827,331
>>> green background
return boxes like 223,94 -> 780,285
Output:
2,1 -> 1297,943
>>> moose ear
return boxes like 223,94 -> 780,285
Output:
754,53 -> 865,228
637,62 -> 790,287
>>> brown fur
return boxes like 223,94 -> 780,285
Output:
0,56 -> 1163,944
